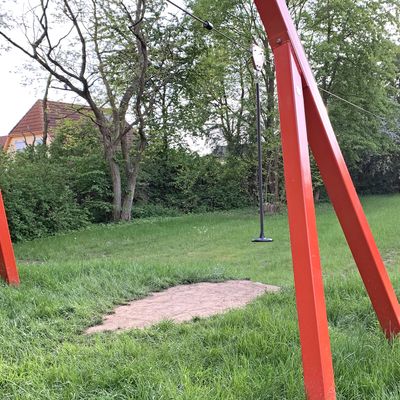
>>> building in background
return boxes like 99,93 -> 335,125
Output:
2,100 -> 89,152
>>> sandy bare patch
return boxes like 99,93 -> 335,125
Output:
86,280 -> 280,334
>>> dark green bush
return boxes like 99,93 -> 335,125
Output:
138,145 -> 255,213
50,119 -> 113,223
350,147 -> 400,194
131,203 -> 181,219
0,148 -> 89,241
0,119 -> 113,241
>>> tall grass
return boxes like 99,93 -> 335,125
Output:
0,195 -> 399,399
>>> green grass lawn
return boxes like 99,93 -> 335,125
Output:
1,195 -> 400,399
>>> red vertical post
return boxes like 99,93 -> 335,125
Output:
0,191 -> 19,285
274,42 -> 336,400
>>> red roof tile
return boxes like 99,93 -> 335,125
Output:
8,100 -> 90,137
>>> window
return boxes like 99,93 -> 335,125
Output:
14,140 -> 26,151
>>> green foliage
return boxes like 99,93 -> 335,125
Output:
131,203 -> 181,218
50,120 -> 113,223
351,147 -> 400,194
0,119 -> 114,241
301,0 -> 400,175
0,148 -> 88,241
184,0 -> 400,199
139,144 -> 254,214
175,155 -> 253,211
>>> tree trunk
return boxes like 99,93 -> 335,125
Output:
120,168 -> 140,221
42,74 -> 52,146
107,155 -> 122,221
265,149 -> 271,204
314,189 -> 321,203
273,150 -> 280,205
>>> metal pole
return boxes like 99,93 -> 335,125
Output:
252,68 -> 272,243
256,75 -> 265,238
251,44 -> 272,242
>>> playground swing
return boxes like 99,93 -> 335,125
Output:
0,1 -> 399,399
166,0 -> 274,243
165,1 -> 400,399
254,1 -> 400,398
251,43 -> 273,243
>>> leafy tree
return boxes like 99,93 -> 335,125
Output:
178,0 -> 400,200
0,0 -> 159,221
301,0 -> 400,170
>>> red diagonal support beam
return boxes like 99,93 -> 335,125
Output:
0,191 -> 19,285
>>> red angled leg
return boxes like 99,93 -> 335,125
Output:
274,42 -> 336,400
304,88 -> 400,338
0,191 -> 19,285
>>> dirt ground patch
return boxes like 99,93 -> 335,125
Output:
86,280 -> 280,334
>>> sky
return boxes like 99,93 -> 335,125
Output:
0,47 -> 39,135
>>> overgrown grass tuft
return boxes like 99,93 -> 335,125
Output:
0,195 -> 399,399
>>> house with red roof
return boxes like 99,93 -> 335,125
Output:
3,100 -> 89,152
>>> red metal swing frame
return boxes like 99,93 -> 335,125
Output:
0,191 -> 19,285
254,0 -> 400,399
